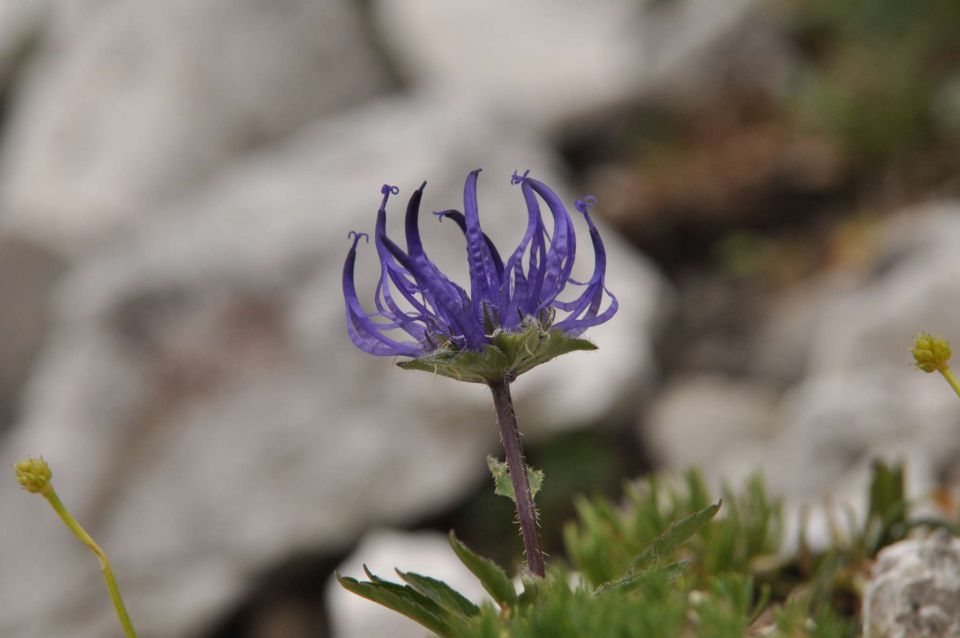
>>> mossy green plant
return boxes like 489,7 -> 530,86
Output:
339,465 -> 955,638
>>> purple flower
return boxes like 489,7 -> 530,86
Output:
343,170 -> 617,381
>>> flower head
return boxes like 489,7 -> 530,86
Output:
911,332 -> 952,373
14,456 -> 52,494
343,170 -> 617,383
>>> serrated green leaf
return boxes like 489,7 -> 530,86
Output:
449,531 -> 518,608
627,500 -> 721,575
487,456 -> 544,503
336,572 -> 454,637
396,570 -> 480,618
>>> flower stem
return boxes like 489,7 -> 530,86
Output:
488,380 -> 545,578
940,366 -> 960,400
42,486 -> 138,638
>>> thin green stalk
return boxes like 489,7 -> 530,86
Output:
940,366 -> 960,400
42,487 -> 139,638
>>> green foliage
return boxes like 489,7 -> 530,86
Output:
337,566 -> 458,637
395,570 -> 480,618
564,471 -> 781,586
487,456 -> 544,503
339,464 -> 957,637
597,500 -> 721,594
863,459 -> 908,555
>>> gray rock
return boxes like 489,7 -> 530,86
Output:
779,204 -> 960,506
0,93 -> 664,638
371,0 -> 761,129
327,529 -> 491,638
644,374 -> 780,472
691,204 -> 960,549
762,370 -> 956,501
0,236 -> 65,433
751,203 -> 960,385
807,203 -> 960,377
0,0 -> 392,256
750,281 -> 841,385
864,530 -> 960,638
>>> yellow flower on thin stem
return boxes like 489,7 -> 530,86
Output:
14,457 -> 138,638
911,332 -> 960,399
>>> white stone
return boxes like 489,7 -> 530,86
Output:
0,0 -> 391,256
704,203 -> 960,549
645,374 -> 780,471
808,203 -> 960,376
864,530 -> 960,638
372,0 -> 759,129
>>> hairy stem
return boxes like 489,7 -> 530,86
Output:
488,380 -> 545,578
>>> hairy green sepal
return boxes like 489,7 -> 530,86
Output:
397,324 -> 597,383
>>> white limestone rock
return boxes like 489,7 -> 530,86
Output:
864,530 -> 960,638
372,0 -> 761,129
644,374 -> 780,472
0,0 -> 392,256
807,203 -> 960,377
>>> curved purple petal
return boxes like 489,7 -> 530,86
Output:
462,170 -> 500,324
433,209 -> 505,279
552,198 -> 618,335
500,172 -> 547,329
380,232 -> 487,350
343,231 -> 422,357
521,176 -> 577,311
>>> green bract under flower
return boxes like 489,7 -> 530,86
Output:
396,320 -> 597,384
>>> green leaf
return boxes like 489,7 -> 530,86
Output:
865,460 -> 908,554
600,559 -> 692,594
487,455 -> 544,503
336,571 -> 454,637
628,500 -> 722,574
448,531 -> 518,608
396,570 -> 480,618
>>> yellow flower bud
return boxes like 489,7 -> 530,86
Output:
910,333 -> 952,373
14,456 -> 52,494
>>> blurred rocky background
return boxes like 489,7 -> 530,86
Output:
1,1 -> 960,636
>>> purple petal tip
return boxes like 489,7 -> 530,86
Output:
575,196 -> 597,214
510,169 -> 531,185
347,230 -> 369,243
